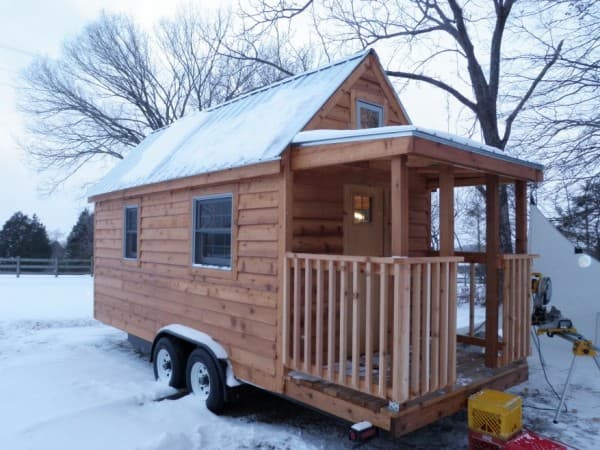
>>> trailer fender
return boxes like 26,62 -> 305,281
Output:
152,324 -> 243,388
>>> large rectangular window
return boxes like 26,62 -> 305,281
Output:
193,195 -> 233,268
123,205 -> 138,259
357,100 -> 384,129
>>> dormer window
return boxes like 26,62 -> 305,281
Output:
356,100 -> 383,128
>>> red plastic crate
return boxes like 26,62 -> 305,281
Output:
468,430 -> 576,450
469,430 -> 510,450
506,430 -> 576,450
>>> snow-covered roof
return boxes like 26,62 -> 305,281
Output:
293,126 -> 544,170
88,50 -> 372,198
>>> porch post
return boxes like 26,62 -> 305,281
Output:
515,181 -> 527,254
485,174 -> 500,368
391,155 -> 409,256
439,166 -> 454,256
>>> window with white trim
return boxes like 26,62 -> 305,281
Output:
123,205 -> 138,259
193,195 -> 233,268
356,100 -> 384,128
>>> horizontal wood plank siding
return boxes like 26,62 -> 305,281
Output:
408,173 -> 431,257
93,174 -> 282,392
304,56 -> 409,131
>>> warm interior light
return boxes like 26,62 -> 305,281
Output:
354,211 -> 365,222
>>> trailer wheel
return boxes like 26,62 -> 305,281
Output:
153,337 -> 185,388
186,348 -> 225,414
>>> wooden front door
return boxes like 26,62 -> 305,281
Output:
343,184 -> 384,356
343,184 -> 384,256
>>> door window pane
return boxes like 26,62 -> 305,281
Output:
353,195 -> 372,224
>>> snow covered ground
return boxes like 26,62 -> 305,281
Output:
0,276 -> 598,449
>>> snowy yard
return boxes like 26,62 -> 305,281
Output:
0,276 -> 598,449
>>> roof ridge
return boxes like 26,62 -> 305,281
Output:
205,48 -> 372,113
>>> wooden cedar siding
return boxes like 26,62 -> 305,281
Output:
292,166 -> 431,257
408,173 -> 431,256
304,55 -> 409,131
93,174 -> 282,392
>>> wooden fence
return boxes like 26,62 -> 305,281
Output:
282,252 -> 462,404
0,257 -> 93,277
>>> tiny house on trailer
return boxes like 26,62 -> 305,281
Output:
88,49 -> 543,436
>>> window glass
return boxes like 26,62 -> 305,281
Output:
357,100 -> 383,128
124,206 -> 138,259
193,196 -> 232,267
353,195 -> 372,224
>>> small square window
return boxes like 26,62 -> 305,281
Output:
353,195 -> 372,224
357,100 -> 383,128
123,205 -> 138,259
193,195 -> 233,268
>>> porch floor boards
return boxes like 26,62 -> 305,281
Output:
284,344 -> 529,436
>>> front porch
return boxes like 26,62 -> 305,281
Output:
279,126 -> 542,434
282,252 -> 533,407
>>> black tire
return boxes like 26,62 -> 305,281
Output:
152,337 -> 186,389
186,348 -> 225,414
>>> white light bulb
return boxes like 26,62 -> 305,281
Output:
578,254 -> 592,268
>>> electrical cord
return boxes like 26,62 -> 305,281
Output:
533,329 -> 568,413
522,404 -> 557,412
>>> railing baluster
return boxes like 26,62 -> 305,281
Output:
304,258 -> 313,374
502,259 -> 510,366
327,260 -> 336,382
315,259 -> 324,378
515,258 -> 522,361
352,261 -> 360,388
338,261 -> 348,384
525,258 -> 532,356
439,262 -> 449,388
410,264 -> 421,397
469,263 -> 475,336
282,256 -> 290,366
430,262 -> 440,391
292,257 -> 301,370
392,264 -> 401,401
510,258 -> 517,362
521,258 -> 528,359
365,262 -> 373,394
421,263 -> 431,394
400,263 -> 411,401
448,261 -> 457,386
378,263 -> 388,398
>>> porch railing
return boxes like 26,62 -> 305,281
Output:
501,254 -> 534,365
282,252 -> 463,404
455,252 -> 535,367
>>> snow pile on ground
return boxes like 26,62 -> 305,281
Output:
1,275 -> 598,449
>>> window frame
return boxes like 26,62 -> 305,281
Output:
191,193 -> 234,270
356,99 -> 384,129
122,204 -> 139,260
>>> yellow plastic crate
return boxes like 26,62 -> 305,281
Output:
468,389 -> 522,440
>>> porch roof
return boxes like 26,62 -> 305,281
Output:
291,126 -> 543,182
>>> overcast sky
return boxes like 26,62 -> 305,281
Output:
0,0 -> 201,239
0,0 -> 454,239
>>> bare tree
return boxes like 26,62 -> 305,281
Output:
240,0 -> 565,252
516,1 -> 599,183
18,9 -> 306,190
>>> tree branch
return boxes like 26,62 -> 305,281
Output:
385,69 -> 477,112
501,40 -> 563,147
